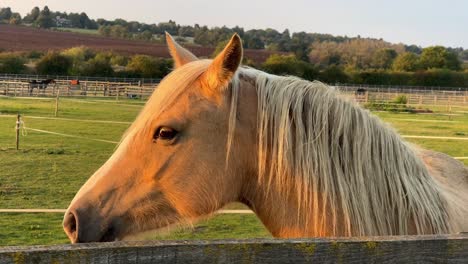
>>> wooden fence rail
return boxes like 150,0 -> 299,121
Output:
0,80 -> 155,99
1,80 -> 468,107
0,234 -> 467,263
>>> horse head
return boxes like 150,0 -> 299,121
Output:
63,33 -> 255,243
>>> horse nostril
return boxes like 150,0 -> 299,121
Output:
63,212 -> 78,243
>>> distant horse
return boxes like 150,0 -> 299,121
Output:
28,79 -> 55,95
63,33 -> 468,243
355,88 -> 367,95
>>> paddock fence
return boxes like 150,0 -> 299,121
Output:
0,234 -> 466,263
0,80 -> 156,99
1,79 -> 467,108
0,73 -> 160,85
335,84 -> 468,108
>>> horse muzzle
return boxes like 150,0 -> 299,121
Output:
63,205 -> 120,243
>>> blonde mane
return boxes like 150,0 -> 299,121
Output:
234,68 -> 455,236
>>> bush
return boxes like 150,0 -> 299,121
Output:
126,55 -> 172,78
26,50 -> 44,59
393,95 -> 408,105
365,95 -> 414,113
410,69 -> 467,87
110,55 -> 128,66
61,46 -> 96,75
36,52 -> 72,75
0,54 -> 26,73
348,70 -> 467,87
318,66 -> 350,84
262,54 -> 318,81
82,57 -> 114,76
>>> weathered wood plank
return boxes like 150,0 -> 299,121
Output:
0,234 -> 467,264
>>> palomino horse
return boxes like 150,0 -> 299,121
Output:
63,33 -> 468,243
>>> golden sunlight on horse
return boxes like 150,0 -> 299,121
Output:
63,33 -> 468,243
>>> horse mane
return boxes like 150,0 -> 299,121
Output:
233,68 -> 453,236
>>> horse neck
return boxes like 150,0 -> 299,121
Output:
235,71 -> 342,237
235,69 -> 450,237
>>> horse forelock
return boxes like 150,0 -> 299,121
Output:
121,60 -> 213,143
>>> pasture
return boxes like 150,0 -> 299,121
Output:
0,96 -> 466,246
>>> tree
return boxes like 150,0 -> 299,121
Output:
98,25 -> 111,37
61,46 -> 96,75
371,48 -> 397,69
244,31 -> 264,49
392,52 -> 420,71
23,7 -> 40,23
318,66 -> 349,84
0,7 -> 12,22
262,54 -> 318,80
420,46 -> 461,70
68,13 -> 82,28
110,55 -> 128,66
135,30 -> 153,41
460,50 -> 468,61
111,25 -> 130,38
290,32 -> 311,61
127,55 -> 171,77
36,6 -> 53,28
212,39 -> 230,57
178,26 -> 195,37
444,51 -> 462,70
0,54 -> 26,74
405,45 -> 422,54
82,56 -> 114,76
36,52 -> 72,75
9,13 -> 22,25
79,12 -> 97,29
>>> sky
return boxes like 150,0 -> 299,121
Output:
3,0 -> 467,48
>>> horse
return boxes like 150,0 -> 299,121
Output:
28,79 -> 55,96
63,33 -> 468,243
355,88 -> 367,95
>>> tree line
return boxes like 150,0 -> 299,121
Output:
0,47 -> 466,87
0,6 -> 467,87
0,47 -> 172,78
1,6 -> 466,61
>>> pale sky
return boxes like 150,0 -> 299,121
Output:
3,0 -> 467,48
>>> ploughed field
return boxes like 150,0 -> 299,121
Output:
0,24 -> 276,64
0,96 -> 466,246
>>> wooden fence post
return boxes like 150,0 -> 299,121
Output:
55,90 -> 60,117
15,114 -> 20,150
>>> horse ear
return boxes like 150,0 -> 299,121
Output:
165,32 -> 198,68
201,34 -> 243,94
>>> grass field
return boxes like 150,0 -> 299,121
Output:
53,27 -> 99,35
0,96 -> 467,246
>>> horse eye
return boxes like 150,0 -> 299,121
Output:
153,127 -> 178,141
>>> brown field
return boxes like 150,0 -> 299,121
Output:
0,24 -> 279,64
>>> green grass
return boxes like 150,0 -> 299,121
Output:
0,213 -> 270,246
0,96 -> 467,246
53,27 -> 99,35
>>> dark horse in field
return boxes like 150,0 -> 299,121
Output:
355,88 -> 367,96
28,79 -> 56,95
